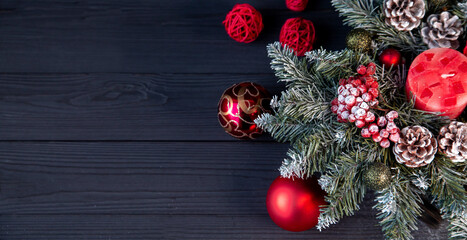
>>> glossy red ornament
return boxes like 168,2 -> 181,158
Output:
379,48 -> 401,68
406,48 -> 467,119
218,82 -> 271,139
266,176 -> 327,232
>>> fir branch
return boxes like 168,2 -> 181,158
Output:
317,151 -> 368,230
277,87 -> 331,122
331,0 -> 426,53
306,48 -> 372,80
254,113 -> 316,143
374,175 -> 423,240
267,42 -> 317,88
447,213 -> 467,240
430,158 -> 467,218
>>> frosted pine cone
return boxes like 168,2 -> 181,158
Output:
384,0 -> 426,31
438,121 -> 467,163
421,11 -> 463,49
393,126 -> 437,168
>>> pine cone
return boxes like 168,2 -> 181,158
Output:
384,0 -> 426,31
438,121 -> 467,163
393,126 -> 438,168
421,11 -> 463,49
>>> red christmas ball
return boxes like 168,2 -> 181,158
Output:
217,82 -> 271,139
464,42 -> 467,56
286,0 -> 309,12
379,48 -> 401,68
266,176 -> 327,232
406,48 -> 467,119
279,17 -> 315,56
223,4 -> 264,43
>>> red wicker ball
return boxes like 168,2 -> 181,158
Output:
286,0 -> 309,12
223,4 -> 264,43
279,17 -> 315,56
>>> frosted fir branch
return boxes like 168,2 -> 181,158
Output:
267,42 -> 316,88
254,113 -> 315,143
331,0 -> 426,53
374,176 -> 422,240
279,149 -> 307,179
269,95 -> 280,109
317,213 -> 338,231
411,170 -> 430,191
447,212 -> 467,240
318,174 -> 333,193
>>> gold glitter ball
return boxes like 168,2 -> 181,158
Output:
346,28 -> 372,53
363,162 -> 391,191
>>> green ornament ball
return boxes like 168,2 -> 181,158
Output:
363,162 -> 391,191
346,28 -> 372,53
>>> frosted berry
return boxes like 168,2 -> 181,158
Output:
380,129 -> 389,138
368,123 -> 379,135
365,112 -> 375,123
357,84 -> 367,94
389,132 -> 400,143
331,105 -> 339,113
355,119 -> 366,128
331,98 -> 338,106
341,111 -> 350,120
380,138 -> 390,148
356,97 -> 364,104
345,95 -> 356,106
357,65 -> 367,75
368,88 -> 378,98
361,128 -> 371,138
348,114 -> 356,123
377,116 -> 387,127
386,110 -> 399,121
359,102 -> 370,111
372,132 -> 383,142
349,88 -> 360,97
386,121 -> 399,134
351,106 -> 359,114
338,94 -> 345,103
355,108 -> 367,120
361,93 -> 372,102
369,99 -> 379,107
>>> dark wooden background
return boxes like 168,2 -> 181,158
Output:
0,0 -> 448,239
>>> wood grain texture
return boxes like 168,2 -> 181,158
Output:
0,0 -> 349,73
0,142 -> 448,239
0,73 -> 283,140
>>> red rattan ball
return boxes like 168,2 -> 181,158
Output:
223,4 -> 264,43
286,0 -> 309,11
279,17 -> 315,56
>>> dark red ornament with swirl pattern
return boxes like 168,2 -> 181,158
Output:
217,82 -> 271,139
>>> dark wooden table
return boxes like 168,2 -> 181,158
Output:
0,0 -> 448,239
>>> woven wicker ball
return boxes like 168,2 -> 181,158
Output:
286,0 -> 309,12
223,4 -> 263,43
279,17 -> 315,56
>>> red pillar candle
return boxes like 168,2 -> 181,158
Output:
406,48 -> 467,119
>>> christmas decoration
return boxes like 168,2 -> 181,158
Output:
218,82 -> 271,139
464,42 -> 467,55
379,48 -> 401,68
266,176 -> 326,232
254,42 -> 466,240
279,17 -> 315,56
345,28 -> 372,52
383,0 -> 426,31
438,121 -> 467,163
406,48 -> 467,119
286,0 -> 308,12
393,126 -> 438,168
223,4 -> 263,43
363,162 -> 392,191
421,11 -> 463,49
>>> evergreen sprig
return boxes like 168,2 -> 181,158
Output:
331,0 -> 426,53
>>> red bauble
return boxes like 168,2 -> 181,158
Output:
406,48 -> 467,119
464,42 -> 467,56
279,17 -> 315,56
223,4 -> 263,43
266,176 -> 327,232
217,82 -> 271,139
286,0 -> 309,12
379,48 -> 401,68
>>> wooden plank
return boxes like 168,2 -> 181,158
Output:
0,0 -> 350,73
0,142 -> 447,239
0,73 -> 284,140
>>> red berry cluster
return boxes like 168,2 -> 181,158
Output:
361,111 -> 400,148
331,63 -> 401,148
331,63 -> 379,127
